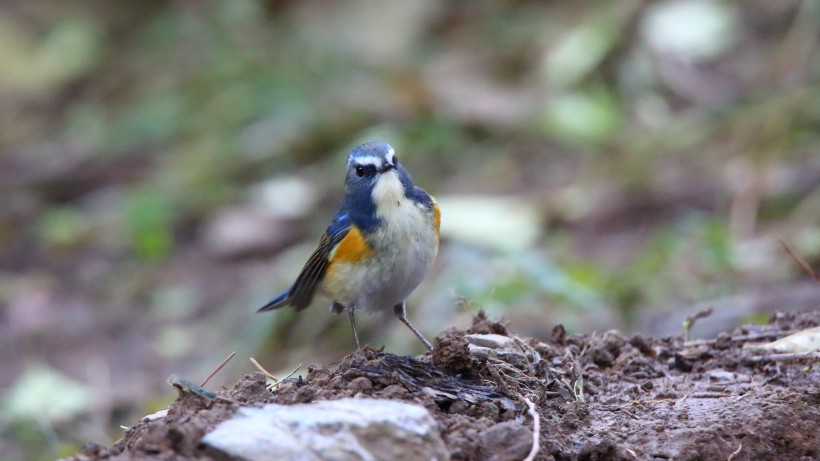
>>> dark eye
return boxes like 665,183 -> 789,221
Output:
355,165 -> 365,177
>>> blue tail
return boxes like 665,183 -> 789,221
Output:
258,289 -> 290,312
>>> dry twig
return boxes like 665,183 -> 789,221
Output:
250,357 -> 303,390
690,392 -> 731,399
249,357 -> 279,381
268,363 -> 303,390
683,330 -> 800,348
201,351 -> 236,387
778,237 -> 819,282
601,406 -> 641,420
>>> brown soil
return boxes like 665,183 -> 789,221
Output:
67,310 -> 819,461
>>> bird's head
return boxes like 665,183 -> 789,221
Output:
344,141 -> 413,213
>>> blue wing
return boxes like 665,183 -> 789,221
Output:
258,212 -> 351,312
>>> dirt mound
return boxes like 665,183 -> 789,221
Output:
68,311 -> 819,461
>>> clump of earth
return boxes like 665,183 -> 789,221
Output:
66,310 -> 819,461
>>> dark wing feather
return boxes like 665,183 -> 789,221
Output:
287,213 -> 351,310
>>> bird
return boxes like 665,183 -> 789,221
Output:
258,141 -> 440,351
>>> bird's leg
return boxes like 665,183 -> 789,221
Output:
348,307 -> 361,349
333,302 -> 360,349
393,302 -> 433,352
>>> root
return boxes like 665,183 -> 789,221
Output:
522,397 -> 540,461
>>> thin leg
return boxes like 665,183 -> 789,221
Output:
348,308 -> 361,349
393,302 -> 433,352
333,302 -> 360,349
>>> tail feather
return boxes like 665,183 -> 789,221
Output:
258,289 -> 291,312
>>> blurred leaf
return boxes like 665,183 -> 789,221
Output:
743,326 -> 820,353
3,365 -> 91,424
642,0 -> 738,61
436,195 -> 542,252
249,175 -> 322,219
39,18 -> 103,84
794,228 -> 820,260
154,325 -> 195,359
0,16 -> 102,96
539,87 -> 622,146
544,20 -> 617,88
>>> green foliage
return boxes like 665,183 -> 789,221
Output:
125,189 -> 174,262
699,218 -> 732,272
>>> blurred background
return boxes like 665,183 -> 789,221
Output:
1,0 -> 819,459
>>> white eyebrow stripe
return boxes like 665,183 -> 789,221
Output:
350,156 -> 382,167
387,146 -> 395,165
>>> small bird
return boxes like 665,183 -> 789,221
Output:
259,141 -> 440,351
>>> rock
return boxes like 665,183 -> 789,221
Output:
467,344 -> 493,360
591,347 -> 614,368
465,333 -> 514,349
465,333 -> 539,371
479,421 -> 533,461
201,398 -> 450,461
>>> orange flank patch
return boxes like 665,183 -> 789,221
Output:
432,200 -> 441,239
329,226 -> 373,265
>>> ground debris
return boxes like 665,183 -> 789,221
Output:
61,310 -> 820,461
342,345 -> 517,410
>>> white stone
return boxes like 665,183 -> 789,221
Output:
465,333 -> 514,349
202,398 -> 450,461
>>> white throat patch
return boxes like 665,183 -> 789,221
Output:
371,169 -> 405,210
